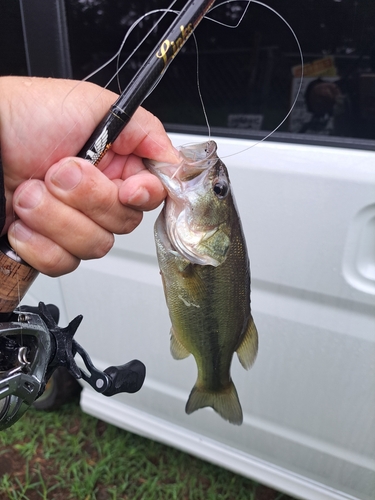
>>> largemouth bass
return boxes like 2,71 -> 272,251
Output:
144,141 -> 258,425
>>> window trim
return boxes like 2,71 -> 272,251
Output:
19,0 -> 72,78
165,123 -> 375,152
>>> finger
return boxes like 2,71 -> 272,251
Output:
12,179 -> 115,259
118,169 -> 166,211
45,158 -> 146,230
97,153 -> 167,210
8,221 -> 80,277
101,107 -> 179,168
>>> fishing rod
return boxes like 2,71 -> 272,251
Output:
0,0 -> 216,430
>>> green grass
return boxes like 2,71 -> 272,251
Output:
0,402 -> 293,500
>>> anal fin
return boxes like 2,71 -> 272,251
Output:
236,317 -> 258,370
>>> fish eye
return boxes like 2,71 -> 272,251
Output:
213,181 -> 229,199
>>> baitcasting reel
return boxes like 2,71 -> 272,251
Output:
0,302 -> 146,430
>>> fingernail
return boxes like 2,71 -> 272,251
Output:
51,160 -> 82,190
9,221 -> 33,242
15,181 -> 43,209
127,187 -> 150,206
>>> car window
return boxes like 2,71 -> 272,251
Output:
0,0 -> 27,76
64,0 -> 375,146
1,1 -> 374,147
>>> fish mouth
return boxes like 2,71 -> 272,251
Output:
173,141 -> 218,181
144,141 -> 218,186
179,140 -> 217,165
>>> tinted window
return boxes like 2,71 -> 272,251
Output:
0,0 -> 27,76
2,1 -> 374,145
64,0 -> 375,144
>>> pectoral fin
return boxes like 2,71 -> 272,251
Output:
236,317 -> 258,370
170,328 -> 191,359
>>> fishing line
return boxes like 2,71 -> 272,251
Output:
126,9 -> 180,100
47,0 -> 254,167
17,0 -> 302,184
110,0 -> 303,158
204,0 -> 304,159
98,4 -> 181,94
194,34 -> 211,140
12,0 -> 303,260
205,0 -> 253,28
121,1 -> 253,145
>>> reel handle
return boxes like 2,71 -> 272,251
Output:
103,360 -> 146,396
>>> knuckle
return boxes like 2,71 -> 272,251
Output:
87,232 -> 114,259
38,248 -> 80,277
119,210 -> 143,234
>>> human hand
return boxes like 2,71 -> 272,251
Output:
0,77 -> 177,276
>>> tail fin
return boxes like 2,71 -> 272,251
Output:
185,381 -> 243,425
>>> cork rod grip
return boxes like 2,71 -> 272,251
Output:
0,237 -> 39,318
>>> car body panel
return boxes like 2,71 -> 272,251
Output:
24,133 -> 375,500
